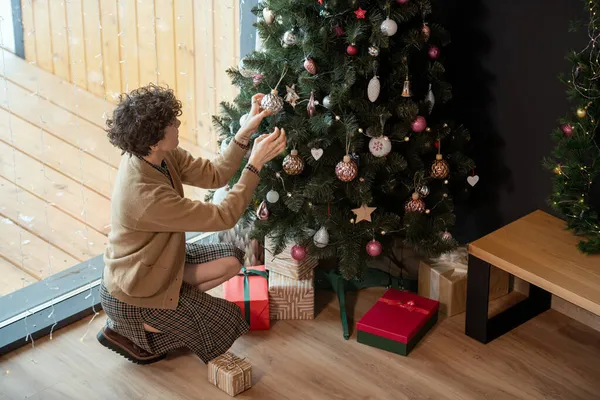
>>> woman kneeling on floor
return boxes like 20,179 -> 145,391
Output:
97,83 -> 286,364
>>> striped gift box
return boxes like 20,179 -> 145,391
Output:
264,238 -> 318,280
268,270 -> 314,320
207,352 -> 252,396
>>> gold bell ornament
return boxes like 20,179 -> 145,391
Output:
401,76 -> 413,97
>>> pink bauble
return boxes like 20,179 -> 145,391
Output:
347,45 -> 358,56
396,0 -> 409,4
291,245 -> 307,261
561,124 -> 573,137
411,116 -> 427,132
304,58 -> 317,75
366,240 -> 383,257
253,73 -> 263,86
428,45 -> 440,60
334,25 -> 345,37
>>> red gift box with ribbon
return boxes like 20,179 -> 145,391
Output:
357,288 -> 439,356
223,265 -> 270,330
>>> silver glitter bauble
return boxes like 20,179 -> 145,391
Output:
313,226 -> 329,248
418,185 -> 430,198
260,89 -> 284,114
368,45 -> 380,57
282,30 -> 298,46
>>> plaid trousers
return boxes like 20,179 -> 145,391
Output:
100,242 -> 249,363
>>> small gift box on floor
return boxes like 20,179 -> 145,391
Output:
207,352 -> 252,397
357,289 -> 439,356
418,246 -> 509,316
265,237 -> 318,280
223,265 -> 270,330
269,270 -> 315,320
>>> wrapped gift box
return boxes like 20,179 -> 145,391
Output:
269,269 -> 314,320
208,352 -> 252,397
418,247 -> 509,316
265,237 -> 318,280
357,289 -> 439,356
223,265 -> 270,330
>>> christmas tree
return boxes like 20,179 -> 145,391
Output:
544,0 -> 600,254
211,0 -> 475,280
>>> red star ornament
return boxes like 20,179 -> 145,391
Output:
354,8 -> 366,19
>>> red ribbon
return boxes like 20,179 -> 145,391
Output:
378,298 -> 430,315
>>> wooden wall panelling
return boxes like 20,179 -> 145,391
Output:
82,0 -> 105,97
117,0 -> 139,92
64,0 -> 87,90
99,0 -> 121,101
20,0 -> 36,67
49,0 -> 70,81
174,0 -> 196,143
136,0 -> 158,88
32,0 -> 53,72
194,0 -> 217,151
155,0 -> 176,90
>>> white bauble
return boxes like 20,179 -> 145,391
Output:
367,76 -> 380,102
381,19 -> 398,36
213,186 -> 230,204
369,136 -> 392,157
323,95 -> 332,109
262,7 -> 274,24
266,190 -> 280,203
239,113 -> 249,127
313,226 -> 329,248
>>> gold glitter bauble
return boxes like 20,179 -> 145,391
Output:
283,149 -> 304,175
335,155 -> 358,182
431,154 -> 450,179
405,193 -> 426,213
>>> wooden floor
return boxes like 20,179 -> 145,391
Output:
1,287 -> 600,400
0,49 -> 214,296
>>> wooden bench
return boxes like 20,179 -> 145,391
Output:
465,210 -> 600,343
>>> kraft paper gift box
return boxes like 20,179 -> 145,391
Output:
223,265 -> 270,330
418,246 -> 510,316
264,237 -> 318,280
268,269 -> 315,320
357,289 -> 439,356
207,352 -> 252,397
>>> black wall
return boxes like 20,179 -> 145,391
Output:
438,0 -> 588,242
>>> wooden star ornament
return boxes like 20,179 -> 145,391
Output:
352,204 -> 376,223
354,8 -> 367,19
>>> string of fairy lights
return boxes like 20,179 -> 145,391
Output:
555,0 -> 600,233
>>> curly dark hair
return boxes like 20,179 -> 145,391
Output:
106,83 -> 182,157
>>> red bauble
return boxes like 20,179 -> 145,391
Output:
561,124 -> 574,137
434,140 -> 440,149
366,240 -> 383,257
428,45 -> 440,60
396,0 -> 410,4
334,25 -> 345,37
291,245 -> 307,261
347,44 -> 358,56
411,116 -> 427,132
304,58 -> 317,75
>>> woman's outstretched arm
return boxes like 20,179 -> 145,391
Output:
174,93 -> 272,189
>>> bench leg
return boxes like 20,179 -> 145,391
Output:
465,255 -> 552,344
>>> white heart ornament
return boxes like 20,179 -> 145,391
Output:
467,175 -> 480,186
311,148 -> 324,160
